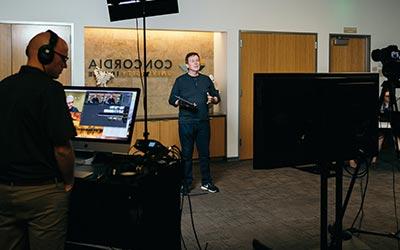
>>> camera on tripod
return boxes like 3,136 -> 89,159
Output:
372,45 -> 400,153
371,45 -> 400,83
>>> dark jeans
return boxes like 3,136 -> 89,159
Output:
179,120 -> 212,186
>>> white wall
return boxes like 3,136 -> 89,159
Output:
2,0 -> 400,158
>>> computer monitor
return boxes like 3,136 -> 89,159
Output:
64,86 -> 140,155
253,73 -> 379,169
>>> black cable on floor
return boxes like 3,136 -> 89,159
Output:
352,177 -> 365,231
180,193 -> 188,250
179,190 -> 203,250
186,191 -> 203,250
350,164 -> 370,230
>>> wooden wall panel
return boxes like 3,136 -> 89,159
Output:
130,117 -> 226,158
131,120 -> 160,146
0,24 -> 11,80
159,119 -> 180,148
84,28 -> 214,116
11,24 -> 72,85
239,32 -> 317,159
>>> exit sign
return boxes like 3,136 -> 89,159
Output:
343,27 -> 357,33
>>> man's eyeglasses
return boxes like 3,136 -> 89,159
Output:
54,50 -> 69,63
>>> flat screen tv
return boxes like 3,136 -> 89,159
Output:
64,86 -> 140,155
253,73 -> 379,169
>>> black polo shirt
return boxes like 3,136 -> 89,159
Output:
0,66 -> 76,182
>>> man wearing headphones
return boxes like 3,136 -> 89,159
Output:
0,30 -> 76,250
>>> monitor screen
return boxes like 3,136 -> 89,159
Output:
253,73 -> 379,169
64,86 -> 140,155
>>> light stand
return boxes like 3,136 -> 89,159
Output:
107,0 -> 179,146
141,4 -> 149,141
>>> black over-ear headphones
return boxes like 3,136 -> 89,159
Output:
38,30 -> 59,65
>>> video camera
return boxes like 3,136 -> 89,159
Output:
371,45 -> 400,82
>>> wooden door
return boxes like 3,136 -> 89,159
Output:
11,24 -> 72,85
329,35 -> 370,72
239,32 -> 317,160
0,24 -> 11,80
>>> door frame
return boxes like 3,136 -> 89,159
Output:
329,33 -> 371,72
238,30 -> 318,159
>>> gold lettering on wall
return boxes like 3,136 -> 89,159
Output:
85,27 -> 214,116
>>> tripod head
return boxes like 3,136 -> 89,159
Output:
373,45 -> 400,111
375,45 -> 400,113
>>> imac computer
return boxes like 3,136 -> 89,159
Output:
64,86 -> 140,157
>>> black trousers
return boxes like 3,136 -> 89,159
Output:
179,120 -> 212,186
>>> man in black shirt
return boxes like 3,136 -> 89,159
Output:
169,52 -> 220,194
0,30 -> 76,250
